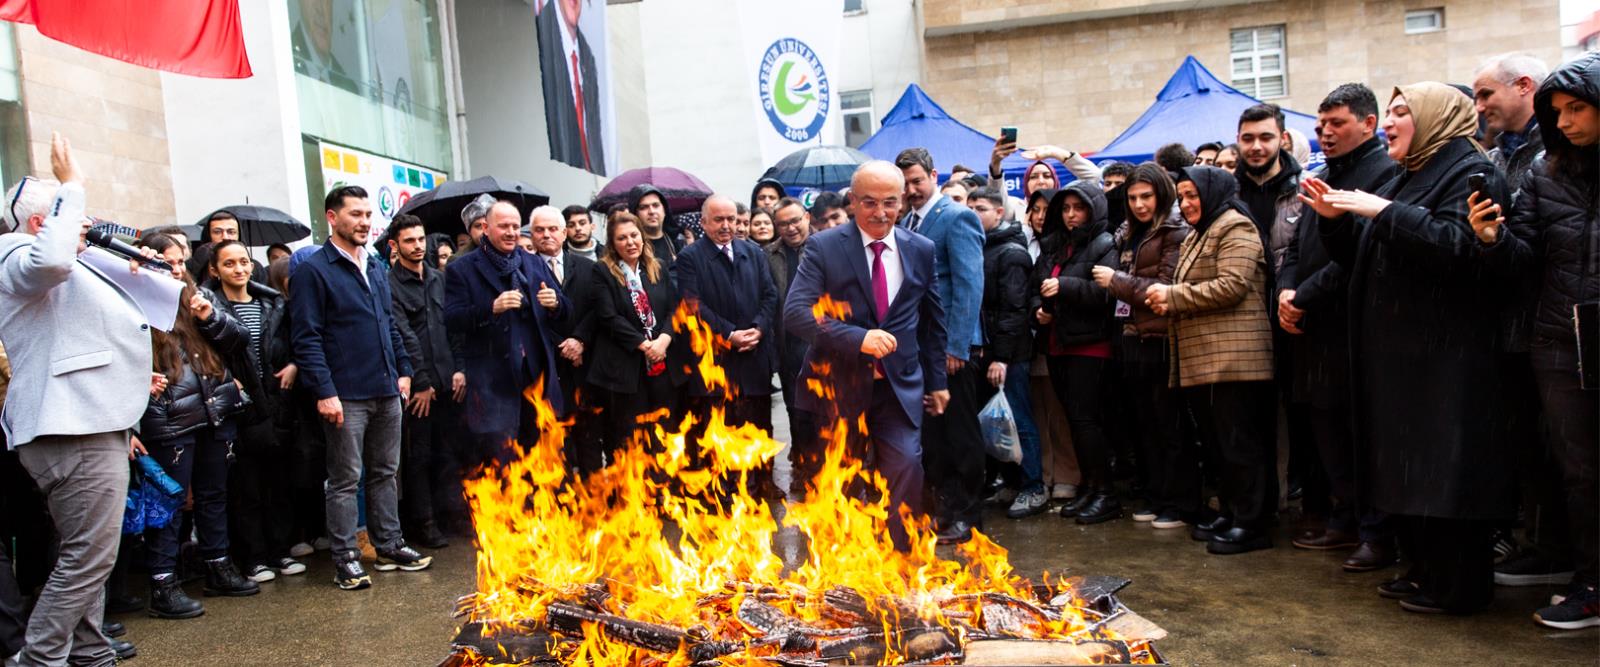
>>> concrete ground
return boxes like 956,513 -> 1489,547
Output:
114,508 -> 1598,666
115,398 -> 1599,665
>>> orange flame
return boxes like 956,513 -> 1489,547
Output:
459,300 -> 1154,665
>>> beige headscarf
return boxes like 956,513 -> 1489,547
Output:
1391,82 -> 1486,171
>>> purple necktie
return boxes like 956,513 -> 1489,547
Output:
870,240 -> 889,379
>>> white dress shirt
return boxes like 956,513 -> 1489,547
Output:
905,191 -> 943,232
862,227 -> 904,310
331,241 -> 368,286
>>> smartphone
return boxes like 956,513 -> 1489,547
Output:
1000,126 -> 1018,144
1468,173 -> 1488,200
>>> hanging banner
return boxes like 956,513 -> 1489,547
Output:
739,0 -> 845,168
318,141 -> 445,247
534,0 -> 617,177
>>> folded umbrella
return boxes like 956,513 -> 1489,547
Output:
398,175 -> 550,237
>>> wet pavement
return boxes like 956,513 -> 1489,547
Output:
113,507 -> 1598,666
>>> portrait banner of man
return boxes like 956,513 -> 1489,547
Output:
535,0 -> 617,177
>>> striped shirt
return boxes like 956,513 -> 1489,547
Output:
228,299 -> 264,378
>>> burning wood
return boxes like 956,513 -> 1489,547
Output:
444,307 -> 1167,665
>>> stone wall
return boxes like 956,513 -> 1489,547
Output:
15,26 -> 176,229
922,0 -> 1562,153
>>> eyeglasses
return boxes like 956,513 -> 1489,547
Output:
775,216 -> 805,228
854,197 -> 902,212
8,176 -> 36,229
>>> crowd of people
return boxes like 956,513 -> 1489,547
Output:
0,49 -> 1596,665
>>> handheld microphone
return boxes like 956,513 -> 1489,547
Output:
85,226 -> 172,273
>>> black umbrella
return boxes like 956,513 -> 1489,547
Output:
398,175 -> 550,237
191,204 -> 311,246
762,145 -> 871,193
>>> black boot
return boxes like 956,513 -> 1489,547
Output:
202,558 -> 260,597
111,638 -> 137,660
1058,488 -> 1097,518
1075,493 -> 1123,525
148,577 -> 204,619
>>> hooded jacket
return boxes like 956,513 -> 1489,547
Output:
1028,182 -> 1117,348
628,184 -> 681,266
981,221 -> 1034,363
1166,166 -> 1274,387
749,177 -> 786,213
1494,51 -> 1600,347
1236,149 -> 1304,274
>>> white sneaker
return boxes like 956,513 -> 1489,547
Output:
273,557 -> 307,576
1050,483 -> 1077,500
246,564 -> 277,583
289,542 -> 314,558
1131,508 -> 1157,522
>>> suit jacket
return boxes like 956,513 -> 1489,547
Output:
0,183 -> 152,447
587,260 -> 690,395
765,239 -> 809,386
546,251 -> 604,399
783,223 -> 947,426
442,247 -> 568,434
904,194 -> 984,360
672,237 -> 778,396
537,0 -> 606,175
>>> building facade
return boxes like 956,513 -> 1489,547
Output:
921,0 -> 1562,154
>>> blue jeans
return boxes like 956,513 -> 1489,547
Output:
1003,358 -> 1043,490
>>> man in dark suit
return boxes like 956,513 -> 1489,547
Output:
895,147 -> 987,545
443,201 -> 569,468
766,197 -> 820,495
783,161 -> 949,549
529,205 -> 607,474
675,195 -> 781,496
537,0 -> 605,175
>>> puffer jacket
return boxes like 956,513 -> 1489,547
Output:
1494,51 -> 1600,346
140,363 -> 248,442
981,221 -> 1033,363
1028,182 -> 1118,348
1106,211 -> 1189,339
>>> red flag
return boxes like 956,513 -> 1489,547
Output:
0,0 -> 251,79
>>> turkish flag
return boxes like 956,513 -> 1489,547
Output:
0,0 -> 251,79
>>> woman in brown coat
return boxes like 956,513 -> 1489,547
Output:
1094,163 -> 1193,530
1145,165 -> 1275,556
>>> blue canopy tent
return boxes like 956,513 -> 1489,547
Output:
860,84 -> 997,181
997,55 -> 1323,195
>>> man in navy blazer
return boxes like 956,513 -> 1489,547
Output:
443,200 -> 568,467
895,147 -> 987,545
674,194 -> 780,494
784,161 -> 949,549
290,185 -> 425,588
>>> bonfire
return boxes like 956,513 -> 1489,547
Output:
441,306 -> 1165,666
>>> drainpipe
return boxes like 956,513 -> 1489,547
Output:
440,0 -> 470,179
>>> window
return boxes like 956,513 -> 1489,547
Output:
1229,25 -> 1287,99
841,90 -> 874,148
844,0 -> 864,15
1404,8 -> 1444,34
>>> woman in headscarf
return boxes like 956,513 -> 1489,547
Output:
1146,166 -> 1275,556
1301,82 -> 1516,615
1475,52 -> 1600,628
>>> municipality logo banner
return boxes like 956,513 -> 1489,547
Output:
742,0 -> 844,166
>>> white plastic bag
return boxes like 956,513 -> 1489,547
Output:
978,391 -> 1022,464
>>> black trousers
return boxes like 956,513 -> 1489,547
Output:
1397,515 -> 1496,612
922,362 -> 985,525
146,427 -> 233,576
284,394 -> 327,545
1183,381 -> 1277,529
779,373 -> 823,497
229,419 -> 292,568
1533,342 -> 1598,586
607,371 -> 679,456
563,385 -> 608,476
400,406 -> 445,536
1046,354 -> 1113,491
1121,339 -> 1196,515
1308,401 -> 1392,543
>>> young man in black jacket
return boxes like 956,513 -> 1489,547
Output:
969,187 -> 1043,518
1280,84 -> 1401,570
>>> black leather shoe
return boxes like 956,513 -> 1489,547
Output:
148,578 -> 204,619
1074,494 -> 1123,525
103,619 -> 126,638
1058,492 -> 1096,518
112,638 -> 137,660
410,525 -> 450,550
1190,515 -> 1231,542
202,558 -> 260,597
1343,541 -> 1398,572
1398,593 -> 1447,614
1377,577 -> 1420,600
107,593 -> 145,615
935,520 -> 975,545
1293,529 -> 1358,551
1206,526 -> 1272,555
